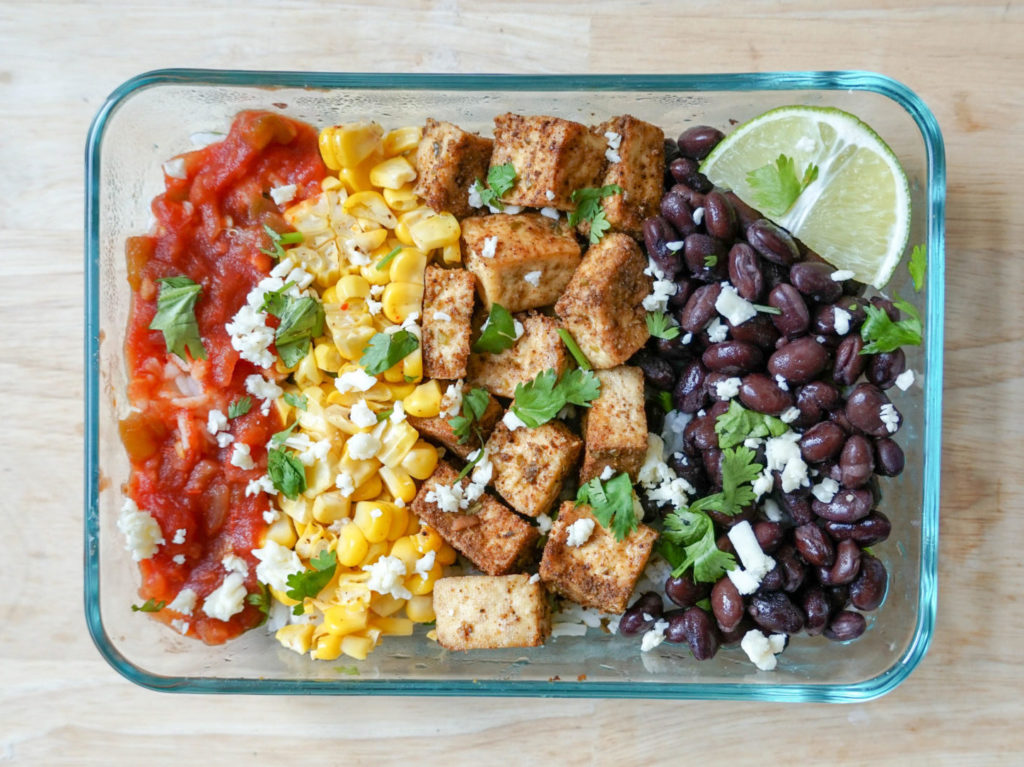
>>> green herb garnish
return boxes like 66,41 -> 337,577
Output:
227,396 -> 252,419
360,329 -> 420,375
576,472 -> 638,541
557,328 -> 592,369
568,184 -> 622,244
472,303 -> 519,355
645,312 -> 681,341
746,154 -> 819,217
260,224 -> 304,260
472,163 -> 517,211
285,550 -> 337,615
283,392 -> 308,410
715,401 -> 788,449
149,276 -> 207,361
908,244 -> 927,292
375,245 -> 403,271
860,295 -> 923,354
267,445 -> 306,500
688,446 -> 763,517
660,509 -> 737,583
510,368 -> 601,428
448,387 -> 491,445
131,598 -> 166,613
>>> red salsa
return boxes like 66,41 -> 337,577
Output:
121,111 -> 325,644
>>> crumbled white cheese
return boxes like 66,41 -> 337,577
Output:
230,443 -> 255,470
762,497 -> 784,522
706,317 -> 728,343
681,332 -> 693,345
729,520 -> 775,582
216,432 -> 235,448
765,430 -> 810,492
503,204 -> 523,214
170,619 -> 190,635
252,540 -> 304,592
172,554 -> 186,565
716,283 -> 757,326
269,184 -> 297,206
545,189 -> 556,201
245,374 -> 283,414
640,619 -> 670,652
830,269 -> 856,282
604,130 -> 622,150
539,206 -> 559,220
752,471 -> 774,499
202,572 -> 247,621
335,368 -> 378,394
467,181 -> 483,209
833,307 -> 852,336
565,517 -> 596,547
599,465 -> 616,481
715,377 -> 742,400
666,240 -> 684,252
413,550 -> 436,578
879,403 -> 900,433
432,310 -> 453,322
189,131 -> 224,148
390,401 -> 406,424
363,555 -> 413,600
222,554 -> 249,576
536,513 -> 553,535
812,477 -> 840,503
642,278 -> 678,313
692,207 -> 705,226
207,409 -> 228,435
426,482 -> 463,513
529,573 -> 541,584
524,270 -> 542,287
441,380 -> 464,418
349,399 -> 378,429
370,283 -> 385,298
347,432 -> 381,460
172,528 -> 187,545
775,374 -> 790,391
895,369 -> 916,391
245,475 -> 276,498
365,297 -> 383,316
263,509 -> 280,524
513,319 -> 525,340
117,499 -> 165,562
741,629 -> 787,671
780,406 -> 801,424
479,235 -> 498,259
605,148 -> 621,163
502,409 -> 527,431
162,157 -> 187,179
167,588 -> 197,616
225,303 -> 276,368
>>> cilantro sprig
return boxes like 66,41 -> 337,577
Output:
746,154 -> 819,218
283,392 -> 308,410
448,387 -> 490,445
645,312 -> 680,341
688,446 -> 763,517
259,282 -> 326,368
360,329 -> 419,375
246,583 -> 271,626
510,367 -> 601,428
472,303 -> 519,355
285,550 -> 337,615
556,328 -> 592,370
568,184 -> 622,244
228,396 -> 252,419
260,224 -> 304,260
375,245 -> 403,271
267,445 -> 306,499
715,401 -> 788,450
660,508 -> 737,583
131,598 -> 166,613
472,163 -> 517,211
576,472 -> 638,541
149,275 -> 207,361
860,295 -> 923,354
908,244 -> 927,292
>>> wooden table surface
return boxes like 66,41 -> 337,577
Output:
2,1 -> 1021,763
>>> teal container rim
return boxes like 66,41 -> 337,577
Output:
84,69 -> 944,701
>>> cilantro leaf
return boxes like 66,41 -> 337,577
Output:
568,184 -> 622,243
131,598 -> 166,613
473,163 -> 517,210
588,210 -> 612,244
448,387 -> 491,445
661,508 -> 736,583
908,244 -> 927,292
269,420 -> 299,448
658,390 -> 674,413
283,392 -> 307,410
556,328 -> 592,370
576,472 -> 638,541
704,254 -> 718,268
267,445 -> 306,500
376,408 -> 393,423
472,303 -> 518,354
285,549 -> 337,614
746,154 -> 819,217
273,295 -> 325,368
375,245 -> 403,271
860,295 -> 923,354
259,224 -> 304,260
246,583 -> 271,626
359,329 -> 419,375
258,281 -> 297,315
690,446 -> 763,516
715,401 -> 788,449
645,312 -> 681,341
149,276 -> 207,361
510,368 -> 601,428
227,396 -> 252,419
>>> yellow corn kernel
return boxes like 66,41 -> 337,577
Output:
343,191 -> 398,229
319,122 -> 383,169
410,213 -> 460,252
336,522 -> 369,567
269,585 -> 298,607
381,282 -> 424,325
394,207 -> 434,246
360,539 -> 389,567
388,248 -> 427,284
323,603 -> 370,636
388,536 -> 420,571
336,274 -> 371,301
403,380 -> 442,418
435,542 -> 458,566
370,592 -> 406,618
400,440 -> 439,480
338,158 -> 379,194
291,350 -> 323,389
321,285 -> 339,303
380,465 -> 417,506
311,631 -> 344,661
369,155 -> 417,190
265,513 -> 298,548
405,511 -> 422,536
303,385 -> 327,407
402,345 -> 422,382
383,185 -> 420,213
313,342 -> 343,374
276,624 -> 315,654
377,421 -> 420,468
413,526 -> 443,555
386,503 -> 410,540
294,523 -> 330,562
336,453 -> 381,489
341,634 -> 375,660
336,324 -> 377,362
350,228 -> 388,255
372,616 -> 414,636
441,241 -> 462,265
321,176 -> 344,193
405,594 -> 436,623
303,458 -> 335,498
406,561 -> 442,596
383,126 -> 422,157
350,473 -> 383,502
312,490 -> 352,525
382,365 -> 407,384
353,501 -> 392,543
279,495 -> 312,525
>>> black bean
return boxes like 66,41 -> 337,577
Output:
642,215 -> 684,278
768,283 -> 810,337
822,512 -> 892,546
845,383 -> 899,437
827,585 -> 851,612
776,544 -> 807,592
728,313 -> 780,350
618,592 -> 664,636
795,380 -> 840,426
779,492 -> 814,526
664,137 -> 682,166
813,296 -> 867,335
812,488 -> 873,523
668,451 -> 709,496
679,283 -> 721,332
824,610 -> 866,641
632,349 -> 676,390
802,588 -> 831,636
867,348 -> 906,390
790,262 -> 843,303
738,372 -> 794,416
683,233 -> 728,281
753,521 -> 784,553
826,539 -> 862,585
768,337 -> 829,384
850,554 -> 888,611
794,523 -> 835,567
665,573 -> 710,608
659,192 -> 698,238
874,438 -> 905,477
684,414 -> 719,452
703,448 -> 724,487
711,576 -> 744,632
668,276 -> 696,311
870,295 -> 900,322
833,335 -> 867,386
727,242 -> 764,302
748,592 -> 805,634
669,157 -> 701,186
724,191 -> 763,230
677,125 -> 725,160
839,435 -> 874,488
800,421 -> 846,463
746,219 -> 800,265
703,189 -> 738,240
672,359 -> 709,413
681,607 -> 720,660
702,341 -> 764,375
669,181 -> 706,209
757,565 -> 785,593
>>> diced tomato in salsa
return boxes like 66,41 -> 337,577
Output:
121,111 -> 325,644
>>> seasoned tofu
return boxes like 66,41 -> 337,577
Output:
580,366 -> 648,482
411,460 -> 539,575
433,574 -> 551,651
490,113 -> 606,211
539,502 -> 658,614
422,266 -> 476,380
462,213 -> 581,312
466,311 -> 570,399
414,118 -> 494,219
485,420 -> 583,518
554,233 -> 652,370
587,115 -> 665,239
407,389 -> 503,459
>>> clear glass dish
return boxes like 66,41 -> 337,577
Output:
84,70 -> 944,701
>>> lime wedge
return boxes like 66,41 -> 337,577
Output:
700,106 -> 910,289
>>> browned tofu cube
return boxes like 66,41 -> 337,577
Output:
411,460 -> 539,575
580,366 -> 648,482
462,213 -> 581,313
554,233 -> 652,369
490,113 -> 606,210
433,574 -> 550,650
587,115 -> 665,239
407,388 -> 503,459
466,311 -> 569,399
540,501 -> 658,614
422,266 -> 476,380
485,420 -> 583,518
414,118 -> 494,219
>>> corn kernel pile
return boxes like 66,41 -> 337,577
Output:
257,121 -> 461,661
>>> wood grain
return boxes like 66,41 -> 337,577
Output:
2,0 -> 1022,763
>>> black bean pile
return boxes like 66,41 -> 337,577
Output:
621,125 -> 908,662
